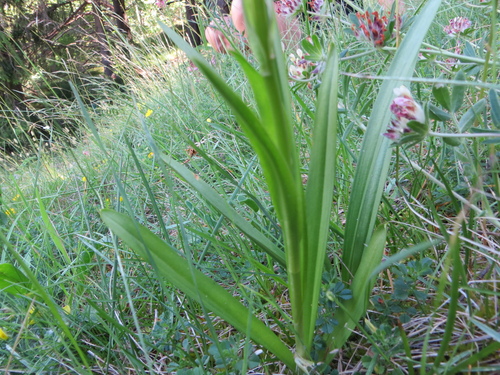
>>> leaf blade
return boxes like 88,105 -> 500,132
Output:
0,263 -> 32,296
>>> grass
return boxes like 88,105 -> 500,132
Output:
1,0 -> 500,373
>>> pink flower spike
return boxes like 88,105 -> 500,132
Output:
187,61 -> 199,72
308,0 -> 324,19
308,0 -> 324,13
393,85 -> 413,99
384,86 -> 426,142
351,11 -> 388,47
275,0 -> 302,15
444,17 -> 472,36
390,86 -> 425,124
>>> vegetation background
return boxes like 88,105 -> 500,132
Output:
0,0 -> 499,374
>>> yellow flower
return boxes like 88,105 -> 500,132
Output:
119,196 -> 124,202
28,307 -> 36,325
82,176 -> 87,182
62,305 -> 71,315
5,208 -> 16,216
145,109 -> 153,117
147,152 -> 154,159
206,118 -> 212,123
13,194 -> 20,201
0,328 -> 9,340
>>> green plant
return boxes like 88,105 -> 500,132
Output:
97,0 -> 444,371
4,0 -> 500,373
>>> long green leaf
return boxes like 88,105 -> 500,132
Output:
446,342 -> 500,375
100,209 -> 296,369
369,239 -> 441,278
328,224 -> 387,353
36,189 -> 71,265
342,0 -> 442,281
458,98 -> 486,132
242,0 -> 310,358
301,45 -> 339,352
470,318 -> 500,343
158,19 -> 305,257
489,88 -> 500,128
451,70 -> 466,113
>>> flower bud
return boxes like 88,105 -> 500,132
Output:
384,86 -> 427,143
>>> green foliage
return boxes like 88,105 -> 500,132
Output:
100,208 -> 296,367
0,263 -> 31,296
361,322 -> 404,375
392,258 -> 433,302
156,0 -> 341,363
208,338 -> 261,372
489,88 -> 500,128
1,0 -> 500,373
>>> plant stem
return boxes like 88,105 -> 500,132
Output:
429,131 -> 500,138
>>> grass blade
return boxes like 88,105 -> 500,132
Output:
433,216 -> 463,369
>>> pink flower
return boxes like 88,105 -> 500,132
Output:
351,11 -> 388,47
156,0 -> 166,8
308,0 -> 324,20
288,47 -> 323,85
444,44 -> 462,69
275,0 -> 302,16
384,86 -> 426,141
308,0 -> 324,12
444,17 -> 471,36
391,86 -> 425,123
187,61 -> 198,72
289,49 -> 310,79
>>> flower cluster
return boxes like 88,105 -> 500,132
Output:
384,86 -> 426,142
308,0 -> 324,12
444,17 -> 472,36
288,48 -> 323,85
445,44 -> 463,69
351,11 -> 388,47
307,0 -> 325,20
275,0 -> 302,15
